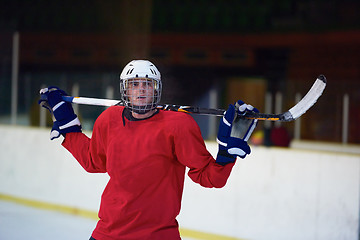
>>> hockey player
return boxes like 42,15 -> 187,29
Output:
39,60 -> 258,240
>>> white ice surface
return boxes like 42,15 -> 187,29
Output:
0,200 -> 195,240
0,200 -> 97,240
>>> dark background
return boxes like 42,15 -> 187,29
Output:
0,0 -> 359,143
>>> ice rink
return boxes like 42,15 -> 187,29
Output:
0,200 -> 98,240
0,200 -> 196,240
1,126 -> 359,239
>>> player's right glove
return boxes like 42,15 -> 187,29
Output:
216,100 -> 258,165
39,86 -> 81,140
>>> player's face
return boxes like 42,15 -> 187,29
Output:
126,78 -> 156,106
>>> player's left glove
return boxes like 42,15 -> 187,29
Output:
216,100 -> 258,165
39,86 -> 81,140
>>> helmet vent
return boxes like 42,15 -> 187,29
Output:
150,68 -> 157,75
127,68 -> 134,75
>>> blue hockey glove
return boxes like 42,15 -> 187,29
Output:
216,100 -> 259,165
39,86 -> 81,140
231,100 -> 259,141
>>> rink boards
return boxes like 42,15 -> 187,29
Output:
0,125 -> 359,240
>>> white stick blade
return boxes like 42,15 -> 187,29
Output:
288,75 -> 327,120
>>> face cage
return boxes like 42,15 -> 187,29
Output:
120,78 -> 162,114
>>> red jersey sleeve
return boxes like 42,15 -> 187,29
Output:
172,113 -> 235,188
62,111 -> 108,173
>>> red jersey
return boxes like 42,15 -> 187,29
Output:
62,106 -> 235,240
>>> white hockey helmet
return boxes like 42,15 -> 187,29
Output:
120,60 -> 162,114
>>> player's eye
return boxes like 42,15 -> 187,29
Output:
145,81 -> 153,87
128,81 -> 139,87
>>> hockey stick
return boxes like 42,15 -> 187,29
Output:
61,75 -> 326,122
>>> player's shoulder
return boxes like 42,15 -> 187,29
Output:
157,110 -> 202,136
158,110 -> 197,125
97,106 -> 123,121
